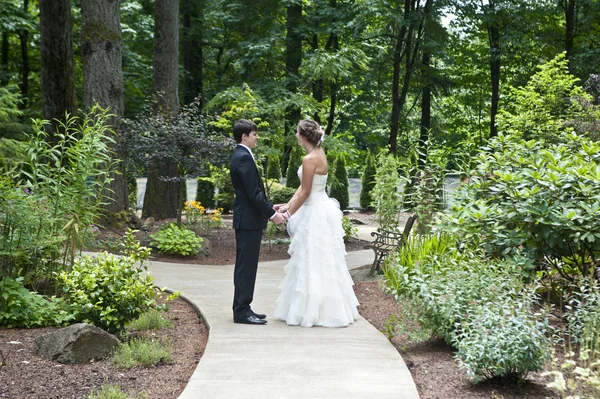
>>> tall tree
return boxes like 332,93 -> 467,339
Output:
18,0 -> 29,107
0,31 -> 8,86
389,0 -> 426,154
564,0 -> 575,63
39,0 -> 77,137
81,0 -> 128,214
283,0 -> 302,173
418,0 -> 433,167
142,0 -> 181,220
182,0 -> 204,106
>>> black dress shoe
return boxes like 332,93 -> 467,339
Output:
234,314 -> 267,325
251,311 -> 267,320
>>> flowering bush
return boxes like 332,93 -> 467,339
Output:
184,201 -> 223,235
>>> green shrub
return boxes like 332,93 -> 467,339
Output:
0,138 -> 27,173
285,146 -> 302,189
55,235 -> 157,334
129,308 -> 173,331
330,155 -> 350,211
213,167 -> 234,213
341,216 -> 358,241
564,279 -> 600,345
266,155 -> 282,181
111,338 -> 173,369
440,132 -> 600,283
150,223 -> 203,256
0,176 -> 64,283
372,153 -> 407,231
195,177 -> 215,209
359,154 -> 376,210
385,248 -> 551,382
269,182 -> 296,204
0,277 -> 74,328
22,106 -> 117,267
454,295 -> 550,383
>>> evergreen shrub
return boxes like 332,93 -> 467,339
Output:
330,155 -> 350,211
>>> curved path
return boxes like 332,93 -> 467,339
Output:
148,226 -> 420,399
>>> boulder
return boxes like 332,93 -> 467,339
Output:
35,323 -> 120,364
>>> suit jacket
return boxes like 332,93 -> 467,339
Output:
230,145 -> 275,230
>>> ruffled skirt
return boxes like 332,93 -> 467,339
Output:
273,195 -> 359,327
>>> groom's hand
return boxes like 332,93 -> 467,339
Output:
271,212 -> 286,225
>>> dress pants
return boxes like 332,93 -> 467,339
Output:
233,229 -> 263,320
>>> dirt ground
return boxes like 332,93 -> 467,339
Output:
0,211 -> 559,398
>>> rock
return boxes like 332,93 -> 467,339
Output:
349,218 -> 365,225
35,323 -> 120,364
128,213 -> 143,229
140,217 -> 155,232
200,237 -> 212,256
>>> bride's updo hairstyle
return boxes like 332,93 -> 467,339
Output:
297,120 -> 324,147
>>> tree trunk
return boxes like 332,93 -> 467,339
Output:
418,0 -> 433,167
1,32 -> 8,86
39,0 -> 77,139
152,0 -> 180,113
18,0 -> 29,107
311,33 -> 323,123
81,0 -> 128,214
182,0 -> 204,106
565,0 -> 575,65
324,0 -> 338,136
488,24 -> 500,138
389,0 -> 412,154
143,0 -> 180,220
283,1 -> 302,174
419,53 -> 431,167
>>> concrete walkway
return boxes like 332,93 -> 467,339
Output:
148,226 -> 420,399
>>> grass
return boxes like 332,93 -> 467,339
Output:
129,308 -> 173,331
88,384 -> 147,399
111,338 -> 173,369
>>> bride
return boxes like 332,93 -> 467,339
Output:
273,120 -> 359,328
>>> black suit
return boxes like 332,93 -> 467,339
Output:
230,145 -> 275,320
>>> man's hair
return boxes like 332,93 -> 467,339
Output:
233,119 -> 257,143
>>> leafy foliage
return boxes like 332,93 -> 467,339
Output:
122,100 -> 235,220
21,106 -> 118,267
285,146 -> 302,189
195,177 -> 216,209
213,166 -> 234,213
372,153 -> 407,231
0,177 -> 63,283
497,53 -> 591,143
440,132 -> 600,282
150,223 -> 204,256
268,181 -> 296,204
341,216 -> 358,242
359,154 -> 376,210
55,231 -> 157,334
330,155 -> 350,211
266,155 -> 282,181
385,246 -> 551,382
0,276 -> 73,328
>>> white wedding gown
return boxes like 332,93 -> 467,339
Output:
273,167 -> 359,327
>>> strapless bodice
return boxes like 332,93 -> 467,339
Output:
298,166 -> 328,204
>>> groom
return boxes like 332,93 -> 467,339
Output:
230,119 -> 286,325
